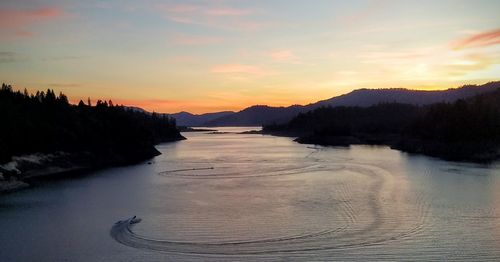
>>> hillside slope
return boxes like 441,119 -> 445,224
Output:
170,111 -> 234,126
205,82 -> 500,126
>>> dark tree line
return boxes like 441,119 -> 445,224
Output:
0,84 -> 184,164
264,88 -> 500,161
265,103 -> 420,137
408,89 -> 500,143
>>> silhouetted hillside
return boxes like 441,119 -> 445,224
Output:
0,84 -> 185,165
395,88 -> 500,161
170,111 -> 234,126
203,81 -> 500,126
263,86 -> 500,162
205,105 -> 304,126
314,82 -> 499,108
265,103 -> 419,137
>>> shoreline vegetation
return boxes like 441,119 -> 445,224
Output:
178,126 -> 217,132
0,84 -> 185,193
263,82 -> 500,163
2,82 -> 500,193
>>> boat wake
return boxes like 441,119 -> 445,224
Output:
111,162 -> 431,256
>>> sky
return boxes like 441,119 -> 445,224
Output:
1,0 -> 500,113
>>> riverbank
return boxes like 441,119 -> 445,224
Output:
0,141 -> 184,194
0,85 -> 189,194
262,86 -> 500,164
178,127 -> 217,132
393,138 -> 500,163
264,131 -> 500,163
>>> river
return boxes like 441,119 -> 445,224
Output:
1,127 -> 500,261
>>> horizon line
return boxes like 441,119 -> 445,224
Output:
6,80 -> 499,115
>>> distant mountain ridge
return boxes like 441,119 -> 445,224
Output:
169,111 -> 234,126
204,105 -> 304,127
314,83 -> 499,107
169,81 -> 500,127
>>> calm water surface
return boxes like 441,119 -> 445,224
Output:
1,127 -> 500,261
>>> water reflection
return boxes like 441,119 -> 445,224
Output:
1,127 -> 499,261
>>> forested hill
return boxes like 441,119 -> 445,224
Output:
313,82 -> 500,108
0,84 -> 185,165
201,81 -> 500,127
170,111 -> 234,127
263,87 -> 500,162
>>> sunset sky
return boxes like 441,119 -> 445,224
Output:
1,0 -> 499,113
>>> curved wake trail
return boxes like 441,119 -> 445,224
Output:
157,164 -> 325,179
111,162 -> 430,256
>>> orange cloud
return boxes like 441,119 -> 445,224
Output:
0,7 -> 63,37
452,28 -> 500,50
211,64 -> 269,76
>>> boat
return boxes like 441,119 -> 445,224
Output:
130,216 -> 142,224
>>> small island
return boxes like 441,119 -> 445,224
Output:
264,83 -> 500,163
0,84 -> 185,193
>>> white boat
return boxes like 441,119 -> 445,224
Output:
130,216 -> 142,224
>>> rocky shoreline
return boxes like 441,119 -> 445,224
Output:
0,145 -> 173,194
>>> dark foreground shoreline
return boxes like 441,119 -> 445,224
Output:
0,139 -> 185,194
0,84 -> 188,194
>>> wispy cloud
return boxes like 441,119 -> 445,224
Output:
451,28 -> 500,50
0,7 -> 63,37
161,4 -> 199,14
269,49 -> 301,64
359,49 -> 430,65
442,53 -> 499,76
356,40 -> 500,82
49,83 -> 81,88
41,55 -> 84,62
0,51 -> 26,63
159,3 -> 267,31
162,4 -> 254,17
211,64 -> 270,77
169,55 -> 198,64
341,0 -> 388,25
270,50 -> 293,61
204,7 -> 254,17
0,52 -> 84,63
171,33 -> 223,45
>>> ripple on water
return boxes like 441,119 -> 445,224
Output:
111,162 -> 431,256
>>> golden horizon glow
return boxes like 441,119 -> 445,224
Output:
57,79 -> 495,114
1,1 -> 500,114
